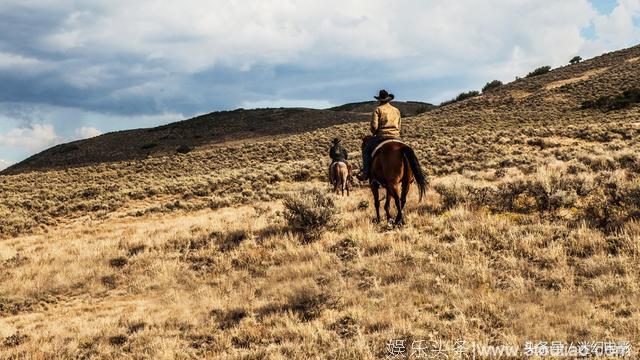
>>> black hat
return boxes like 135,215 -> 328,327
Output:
332,138 -> 340,144
374,89 -> 394,102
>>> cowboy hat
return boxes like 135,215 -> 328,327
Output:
374,89 -> 394,102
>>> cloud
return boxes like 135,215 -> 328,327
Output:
0,52 -> 41,69
586,0 -> 640,51
0,0 -> 618,116
0,158 -> 12,170
0,123 -> 61,151
74,126 -> 102,139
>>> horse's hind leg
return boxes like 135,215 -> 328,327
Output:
400,181 -> 410,210
390,183 -> 404,226
384,188 -> 392,221
371,183 -> 381,223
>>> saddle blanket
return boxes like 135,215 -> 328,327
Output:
330,161 -> 346,173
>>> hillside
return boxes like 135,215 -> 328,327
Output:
1,101 -> 432,175
1,45 -> 639,358
329,100 -> 434,116
1,108 -> 367,174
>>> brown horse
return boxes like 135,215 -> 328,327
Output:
361,136 -> 427,225
330,161 -> 350,196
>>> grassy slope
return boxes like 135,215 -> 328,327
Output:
1,45 -> 640,358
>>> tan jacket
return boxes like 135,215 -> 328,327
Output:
370,102 -> 401,137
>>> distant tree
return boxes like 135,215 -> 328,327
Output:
440,90 -> 480,106
456,90 -> 479,101
569,56 -> 582,65
526,65 -> 551,78
482,80 -> 503,93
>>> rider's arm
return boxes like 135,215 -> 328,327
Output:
370,108 -> 379,134
342,148 -> 348,160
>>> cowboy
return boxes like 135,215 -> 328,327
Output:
329,137 -> 352,181
357,89 -> 401,181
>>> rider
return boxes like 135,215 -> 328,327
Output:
329,138 -> 352,180
357,89 -> 401,181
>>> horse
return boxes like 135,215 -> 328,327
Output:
330,161 -> 350,196
361,136 -> 427,225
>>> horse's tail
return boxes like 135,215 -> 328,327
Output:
402,146 -> 427,202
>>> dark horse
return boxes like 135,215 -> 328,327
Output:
361,136 -> 427,225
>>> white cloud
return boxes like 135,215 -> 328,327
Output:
582,0 -> 640,54
19,0 -> 603,75
74,126 -> 102,139
0,159 -> 12,170
0,52 -> 49,73
0,124 -> 62,152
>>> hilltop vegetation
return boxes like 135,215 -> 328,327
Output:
1,45 -> 640,358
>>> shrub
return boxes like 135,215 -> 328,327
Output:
176,144 -> 192,154
455,90 -> 480,101
581,174 -> 640,231
440,90 -> 480,106
581,89 -> 640,112
526,66 -> 551,78
141,143 -> 158,150
432,181 -> 470,209
292,168 -> 311,181
283,189 -> 336,242
482,80 -> 503,93
569,56 -> 582,64
283,285 -> 335,321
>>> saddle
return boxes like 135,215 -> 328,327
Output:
371,139 -> 405,159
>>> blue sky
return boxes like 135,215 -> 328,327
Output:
1,0 -> 639,168
591,0 -> 620,13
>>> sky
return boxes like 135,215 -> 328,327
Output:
0,0 -> 639,168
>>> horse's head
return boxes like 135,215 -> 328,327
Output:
361,135 -> 373,150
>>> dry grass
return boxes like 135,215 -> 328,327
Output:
1,45 -> 640,358
1,181 -> 639,358
544,67 -> 609,90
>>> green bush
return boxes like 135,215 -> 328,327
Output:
283,189 -> 336,242
526,66 -> 551,78
482,80 -> 503,93
569,56 -> 582,65
581,89 -> 640,112
440,90 -> 480,106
